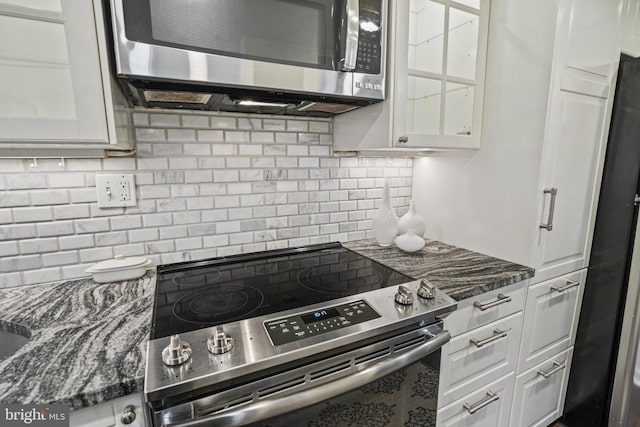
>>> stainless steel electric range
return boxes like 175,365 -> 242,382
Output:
145,242 -> 457,427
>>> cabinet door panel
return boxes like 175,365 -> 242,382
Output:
535,93 -> 605,282
564,0 -> 620,77
0,0 -> 108,143
510,348 -> 573,427
437,372 -> 514,427
444,281 -> 525,338
518,270 -> 585,373
440,312 -> 522,407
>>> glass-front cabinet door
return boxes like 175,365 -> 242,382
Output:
393,0 -> 489,149
0,0 -> 109,143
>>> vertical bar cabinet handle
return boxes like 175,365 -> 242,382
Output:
540,187 -> 558,231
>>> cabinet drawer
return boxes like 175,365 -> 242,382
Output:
444,282 -> 526,337
437,372 -> 515,427
510,347 -> 573,427
439,312 -> 523,407
517,269 -> 585,373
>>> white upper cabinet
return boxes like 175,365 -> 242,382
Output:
333,0 -> 490,153
396,0 -> 489,149
0,0 -> 133,155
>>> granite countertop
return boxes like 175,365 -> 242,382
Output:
345,239 -> 535,301
0,271 -> 155,410
0,239 -> 533,410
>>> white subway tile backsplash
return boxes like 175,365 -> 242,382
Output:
23,268 -> 62,285
13,207 -> 53,223
0,110 -> 413,286
181,115 -> 209,128
37,221 -> 74,237
210,117 -> 236,129
214,196 -> 240,209
0,159 -> 25,172
53,204 -> 90,220
150,113 -> 180,127
238,145 -> 262,155
238,118 -> 262,130
1,174 -> 47,190
129,228 -> 159,243
0,191 -> 30,207
198,130 -> 224,142
309,121 -> 330,133
167,129 -> 196,141
0,272 -> 22,288
183,144 -> 211,156
110,216 -> 143,230
102,158 -> 137,171
0,255 -> 41,272
172,211 -> 202,224
69,188 -> 97,204
263,119 -> 286,131
80,247 -> 113,262
136,128 -> 166,142
298,134 -> 320,144
59,234 -> 95,250
42,251 -> 79,267
0,241 -> 18,256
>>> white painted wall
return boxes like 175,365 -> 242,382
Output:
412,1 -> 561,266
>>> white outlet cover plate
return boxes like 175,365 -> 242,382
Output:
96,174 -> 137,208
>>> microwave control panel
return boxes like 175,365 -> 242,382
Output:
355,8 -> 382,75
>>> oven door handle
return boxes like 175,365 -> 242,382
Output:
172,330 -> 451,427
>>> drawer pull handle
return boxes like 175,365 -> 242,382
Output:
550,279 -> 580,293
537,361 -> 566,379
540,187 -> 558,230
473,293 -> 512,311
463,390 -> 500,415
470,328 -> 507,348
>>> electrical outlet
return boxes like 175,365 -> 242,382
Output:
96,174 -> 137,208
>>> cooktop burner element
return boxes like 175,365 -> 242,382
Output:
151,242 -> 413,339
172,284 -> 264,324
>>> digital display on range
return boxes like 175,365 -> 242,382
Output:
301,308 -> 340,324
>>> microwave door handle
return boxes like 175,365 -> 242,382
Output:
342,0 -> 359,71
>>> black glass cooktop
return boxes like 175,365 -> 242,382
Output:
151,242 -> 413,339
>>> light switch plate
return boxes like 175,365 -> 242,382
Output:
96,174 -> 137,208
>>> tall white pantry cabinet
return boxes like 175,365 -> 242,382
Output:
414,0 -> 633,425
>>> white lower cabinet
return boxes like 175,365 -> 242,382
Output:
517,269 -> 585,373
439,273 -> 584,426
437,372 -> 515,427
439,312 -> 523,407
510,348 -> 574,427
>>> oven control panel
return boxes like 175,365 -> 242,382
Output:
264,300 -> 381,346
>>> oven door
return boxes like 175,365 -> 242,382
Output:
109,0 -> 385,100
153,322 -> 448,427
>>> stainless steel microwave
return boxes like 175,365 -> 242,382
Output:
108,0 -> 387,116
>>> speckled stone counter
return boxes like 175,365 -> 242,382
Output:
345,239 -> 535,301
0,271 -> 155,410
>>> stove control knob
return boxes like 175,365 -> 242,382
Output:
162,334 -> 192,366
417,279 -> 437,299
207,325 -> 234,354
394,285 -> 414,305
